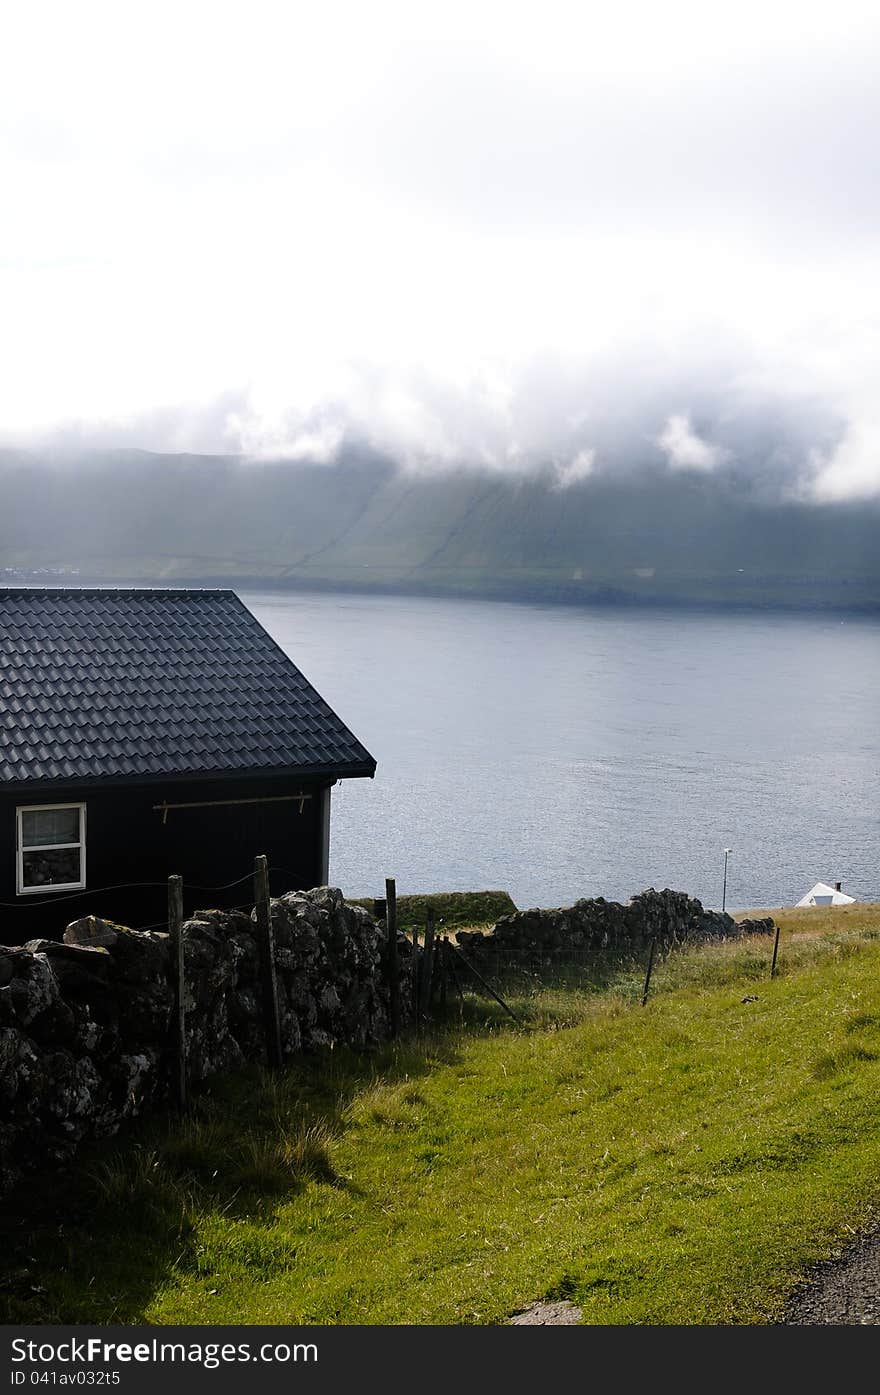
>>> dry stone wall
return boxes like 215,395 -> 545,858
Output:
0,887 -> 415,1193
0,883 -> 773,1193
456,887 -> 775,966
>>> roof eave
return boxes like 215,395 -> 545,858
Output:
0,758 -> 377,796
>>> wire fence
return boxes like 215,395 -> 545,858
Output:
2,861 -> 796,1120
2,865 -> 787,1069
0,880 -> 170,911
0,862 -> 316,921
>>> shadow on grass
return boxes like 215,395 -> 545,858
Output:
0,1021 -> 478,1326
0,935 -> 789,1325
451,949 -> 651,1023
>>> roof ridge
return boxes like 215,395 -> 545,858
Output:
0,587 -> 238,598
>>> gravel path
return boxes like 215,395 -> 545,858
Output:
508,1229 -> 880,1325
784,1231 -> 880,1324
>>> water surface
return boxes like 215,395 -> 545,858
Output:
246,591 -> 880,911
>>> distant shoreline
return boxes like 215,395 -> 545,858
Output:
3,569 -> 880,620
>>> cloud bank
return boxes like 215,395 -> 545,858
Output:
2,1 -> 880,500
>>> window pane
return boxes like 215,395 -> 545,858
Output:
22,847 -> 82,889
21,807 -> 80,847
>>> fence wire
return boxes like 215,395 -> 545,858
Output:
0,863 -> 315,915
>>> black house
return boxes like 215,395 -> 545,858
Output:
0,589 -> 376,943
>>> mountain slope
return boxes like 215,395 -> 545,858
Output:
2,447 -> 879,609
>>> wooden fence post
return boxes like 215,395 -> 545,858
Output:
386,876 -> 400,1037
641,934 -> 658,1007
168,874 -> 186,1110
255,854 -> 283,1067
420,906 -> 436,1017
770,922 -> 781,979
439,937 -> 448,1014
412,916 -> 421,1019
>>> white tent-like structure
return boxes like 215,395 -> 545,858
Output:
796,881 -> 856,908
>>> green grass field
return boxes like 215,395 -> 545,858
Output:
4,905 -> 880,1326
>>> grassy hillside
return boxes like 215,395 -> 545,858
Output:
350,889 -> 518,931
736,902 -> 878,937
5,904 -> 880,1325
3,448 -> 880,610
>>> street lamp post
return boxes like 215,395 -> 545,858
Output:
722,848 -> 733,912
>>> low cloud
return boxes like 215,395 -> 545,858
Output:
0,335 -> 862,507
553,448 -> 596,489
811,420 -> 880,502
230,417 -> 345,464
656,414 -> 726,472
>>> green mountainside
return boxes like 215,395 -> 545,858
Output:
2,447 -> 879,609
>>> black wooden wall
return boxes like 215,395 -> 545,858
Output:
0,773 -> 331,944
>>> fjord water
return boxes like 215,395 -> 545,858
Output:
247,591 -> 879,911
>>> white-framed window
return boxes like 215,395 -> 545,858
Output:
16,803 -> 87,896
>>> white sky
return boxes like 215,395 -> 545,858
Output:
2,0 -> 880,496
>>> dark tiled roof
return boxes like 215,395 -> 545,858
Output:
0,589 -> 376,786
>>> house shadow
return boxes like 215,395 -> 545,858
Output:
0,1019 -> 475,1325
